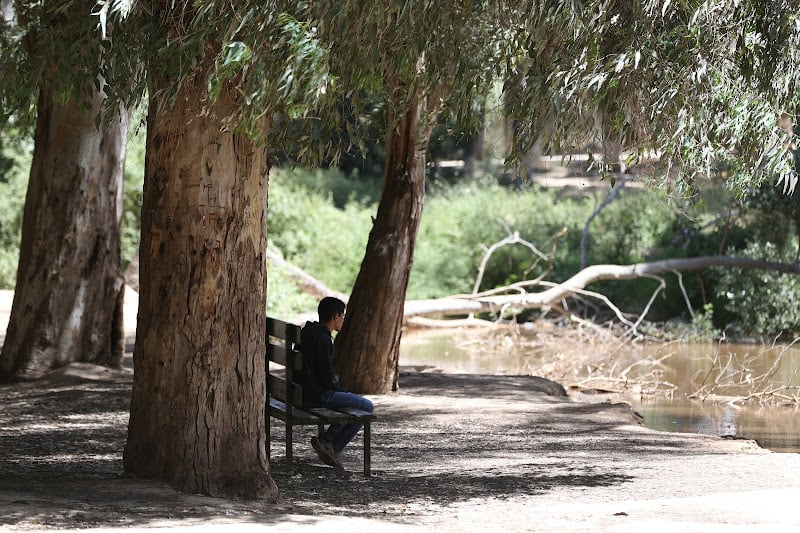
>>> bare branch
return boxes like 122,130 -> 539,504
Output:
674,270 -> 694,320
472,230 -> 549,294
626,274 -> 666,338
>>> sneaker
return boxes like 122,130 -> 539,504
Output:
322,439 -> 345,472
331,449 -> 345,472
311,436 -> 338,468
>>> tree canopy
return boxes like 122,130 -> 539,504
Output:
5,1 -> 799,191
507,0 -> 800,195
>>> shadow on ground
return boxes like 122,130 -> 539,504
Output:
0,367 -> 742,530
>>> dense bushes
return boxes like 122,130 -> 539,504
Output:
712,241 -> 800,339
268,168 -> 684,311
268,167 -> 800,338
2,143 -> 800,337
267,168 -> 374,293
412,180 -> 589,297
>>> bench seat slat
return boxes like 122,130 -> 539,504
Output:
270,401 -> 373,426
304,407 -> 355,422
335,407 -> 376,419
268,398 -> 322,425
307,406 -> 376,421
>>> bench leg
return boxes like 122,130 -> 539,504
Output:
285,420 -> 293,472
363,422 -> 371,477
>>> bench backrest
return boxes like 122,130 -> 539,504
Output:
266,317 -> 303,409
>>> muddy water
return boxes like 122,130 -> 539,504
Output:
399,331 -> 800,453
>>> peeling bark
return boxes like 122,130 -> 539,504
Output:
123,54 -> 277,500
0,84 -> 127,381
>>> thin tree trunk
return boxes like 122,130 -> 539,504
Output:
123,54 -> 277,500
580,176 -> 628,268
0,84 -> 127,381
334,89 -> 431,394
463,101 -> 485,178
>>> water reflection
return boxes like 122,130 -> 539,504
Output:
633,398 -> 800,453
400,330 -> 800,453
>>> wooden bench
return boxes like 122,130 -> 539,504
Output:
265,316 -> 376,476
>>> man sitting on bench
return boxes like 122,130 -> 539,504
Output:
297,296 -> 374,471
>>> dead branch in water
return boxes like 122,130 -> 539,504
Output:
688,338 -> 800,406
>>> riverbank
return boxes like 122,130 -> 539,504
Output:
400,326 -> 800,454
2,360 -> 800,532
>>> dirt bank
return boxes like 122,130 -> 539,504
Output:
2,361 -> 800,532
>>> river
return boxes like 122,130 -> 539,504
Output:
399,330 -> 800,453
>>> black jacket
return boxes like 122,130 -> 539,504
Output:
296,321 -> 345,406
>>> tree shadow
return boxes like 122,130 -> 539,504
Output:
270,460 -> 633,517
0,370 -> 736,529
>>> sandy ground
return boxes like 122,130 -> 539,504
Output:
2,289 -> 800,532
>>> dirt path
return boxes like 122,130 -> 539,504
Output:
2,361 -> 800,532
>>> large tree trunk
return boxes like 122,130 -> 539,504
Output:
334,90 -> 431,394
123,54 -> 277,500
0,84 -> 127,381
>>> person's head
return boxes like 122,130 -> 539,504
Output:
318,296 -> 346,331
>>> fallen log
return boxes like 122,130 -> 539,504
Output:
403,255 -> 800,319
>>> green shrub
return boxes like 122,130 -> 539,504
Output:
410,179 -> 593,299
711,240 -> 800,339
596,195 -> 692,315
268,167 -> 375,294
587,189 -> 677,265
0,140 -> 30,288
